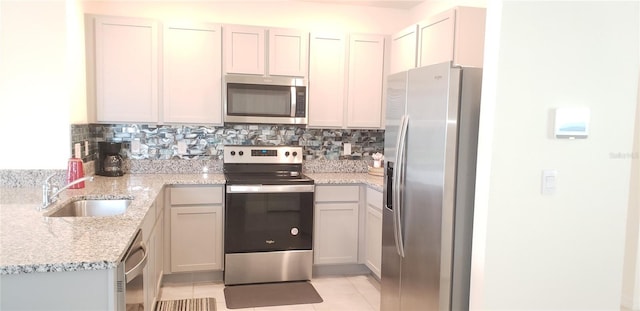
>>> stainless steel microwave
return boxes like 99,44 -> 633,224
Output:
223,75 -> 308,125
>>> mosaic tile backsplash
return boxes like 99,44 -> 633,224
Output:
88,124 -> 384,162
0,124 -> 384,187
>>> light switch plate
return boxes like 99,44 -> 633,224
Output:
542,169 -> 558,195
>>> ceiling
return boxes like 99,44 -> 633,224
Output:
297,0 -> 424,10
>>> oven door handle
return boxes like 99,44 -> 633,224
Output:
226,184 -> 315,193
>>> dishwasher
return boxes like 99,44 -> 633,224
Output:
116,229 -> 148,311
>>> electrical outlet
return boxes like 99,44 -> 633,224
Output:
177,141 -> 187,155
343,143 -> 351,155
84,141 -> 89,156
74,143 -> 81,159
131,139 -> 141,154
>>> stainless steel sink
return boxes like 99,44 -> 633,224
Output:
46,199 -> 132,217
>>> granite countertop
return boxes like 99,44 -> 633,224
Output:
306,172 -> 384,192
0,172 -> 382,275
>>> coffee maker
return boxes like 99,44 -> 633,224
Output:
97,142 -> 124,177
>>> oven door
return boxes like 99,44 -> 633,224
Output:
225,184 -> 314,253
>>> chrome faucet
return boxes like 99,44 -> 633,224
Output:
42,174 -> 94,209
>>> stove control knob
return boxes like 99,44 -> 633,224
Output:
230,151 -> 236,156
292,151 -> 298,157
239,151 -> 244,156
285,151 -> 290,157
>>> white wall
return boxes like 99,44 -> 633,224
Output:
622,76 -> 640,310
471,1 -> 639,310
0,0 -> 85,169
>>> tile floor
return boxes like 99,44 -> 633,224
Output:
158,274 -> 381,311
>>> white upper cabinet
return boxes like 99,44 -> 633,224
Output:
163,22 -> 222,124
390,25 -> 418,75
94,16 -> 159,123
417,6 -> 486,68
308,33 -> 385,129
223,25 -> 265,75
308,32 -> 347,128
346,34 -> 385,129
269,28 -> 309,77
223,25 -> 308,77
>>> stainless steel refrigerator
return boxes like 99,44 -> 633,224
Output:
381,61 -> 483,311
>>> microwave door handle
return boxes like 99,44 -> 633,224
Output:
290,86 -> 296,117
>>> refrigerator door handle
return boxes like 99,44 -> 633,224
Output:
392,115 -> 404,257
394,114 -> 409,258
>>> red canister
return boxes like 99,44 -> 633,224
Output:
66,158 -> 85,189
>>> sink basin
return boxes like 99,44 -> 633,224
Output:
46,199 -> 132,217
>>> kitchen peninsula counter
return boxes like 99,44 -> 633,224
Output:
0,173 -> 225,275
0,172 -> 382,275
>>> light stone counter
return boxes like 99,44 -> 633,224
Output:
0,173 -> 225,275
0,172 -> 381,275
307,172 -> 384,192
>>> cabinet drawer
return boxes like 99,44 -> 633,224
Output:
315,185 -> 359,202
170,185 -> 223,205
366,187 -> 383,211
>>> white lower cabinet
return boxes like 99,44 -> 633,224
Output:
314,185 -> 360,265
168,185 -> 224,273
364,187 -> 383,278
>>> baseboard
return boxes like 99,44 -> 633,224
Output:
161,265 -> 372,285
162,270 -> 223,284
312,263 -> 371,277
622,293 -> 640,311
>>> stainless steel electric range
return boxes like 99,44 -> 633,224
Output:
223,145 -> 314,285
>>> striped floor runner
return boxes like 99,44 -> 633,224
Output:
155,298 -> 216,311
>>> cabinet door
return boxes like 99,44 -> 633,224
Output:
163,23 -> 222,124
451,7 -> 486,67
268,28 -> 308,77
314,202 -> 359,264
170,205 -> 223,272
144,232 -> 156,309
154,207 -> 163,300
308,32 -> 346,128
390,25 -> 418,74
365,188 -> 383,278
223,25 -> 265,75
417,9 -> 455,67
346,34 -> 385,129
94,17 -> 158,123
